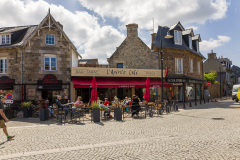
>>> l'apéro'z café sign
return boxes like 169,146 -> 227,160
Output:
71,67 -> 165,78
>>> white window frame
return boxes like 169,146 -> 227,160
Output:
196,41 -> 199,52
0,58 -> 7,74
175,58 -> 183,74
197,62 -> 200,75
0,34 -> 11,45
44,54 -> 57,71
174,30 -> 182,45
190,59 -> 193,73
45,34 -> 55,45
189,36 -> 192,49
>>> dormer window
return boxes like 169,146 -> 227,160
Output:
1,34 -> 11,45
189,36 -> 192,49
174,30 -> 182,45
196,41 -> 199,52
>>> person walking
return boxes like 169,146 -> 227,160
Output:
204,88 -> 210,102
0,96 -> 14,141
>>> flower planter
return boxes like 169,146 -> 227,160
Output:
23,107 -> 29,118
92,108 -> 100,123
114,107 -> 122,121
40,108 -> 49,121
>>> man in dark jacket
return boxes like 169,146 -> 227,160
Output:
0,96 -> 14,141
132,95 -> 140,117
56,95 -> 69,115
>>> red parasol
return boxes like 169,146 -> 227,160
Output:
144,78 -> 150,102
90,77 -> 98,102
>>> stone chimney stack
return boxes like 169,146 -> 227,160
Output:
126,24 -> 138,38
208,50 -> 217,59
151,33 -> 157,50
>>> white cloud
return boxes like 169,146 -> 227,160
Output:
78,0 -> 229,30
200,35 -> 231,52
0,0 -> 124,63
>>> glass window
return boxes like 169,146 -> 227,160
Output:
174,30 -> 182,45
190,59 -> 193,73
196,41 -> 199,52
189,36 -> 192,49
198,62 -> 200,74
0,58 -> 7,73
44,55 -> 57,71
1,35 -> 11,44
46,34 -> 55,45
117,63 -> 123,68
175,58 -> 183,74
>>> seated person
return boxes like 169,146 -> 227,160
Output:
74,96 -> 83,108
99,101 -> 110,118
103,98 -> 109,106
123,96 -> 128,105
126,98 -> 132,112
112,97 -> 119,106
56,95 -> 69,115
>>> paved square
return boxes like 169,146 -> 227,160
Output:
0,99 -> 240,160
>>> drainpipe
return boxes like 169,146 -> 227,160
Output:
17,48 -> 23,110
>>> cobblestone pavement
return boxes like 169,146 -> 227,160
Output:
1,99 -> 240,160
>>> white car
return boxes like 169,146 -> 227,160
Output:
232,84 -> 240,102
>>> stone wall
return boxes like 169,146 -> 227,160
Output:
108,24 -> 158,69
162,48 -> 203,79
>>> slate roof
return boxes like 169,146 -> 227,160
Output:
153,25 -> 205,59
0,25 -> 38,48
232,65 -> 240,77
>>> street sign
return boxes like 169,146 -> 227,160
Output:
5,100 -> 13,104
206,82 -> 211,86
6,94 -> 13,100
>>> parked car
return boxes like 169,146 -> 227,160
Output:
232,84 -> 240,102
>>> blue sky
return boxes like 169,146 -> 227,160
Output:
0,0 -> 238,66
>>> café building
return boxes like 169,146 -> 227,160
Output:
70,67 -> 171,102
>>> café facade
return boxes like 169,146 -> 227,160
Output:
70,67 -> 171,102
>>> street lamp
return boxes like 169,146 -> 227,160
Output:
153,27 -> 173,104
220,63 -> 225,99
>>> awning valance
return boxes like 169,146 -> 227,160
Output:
72,77 -> 171,88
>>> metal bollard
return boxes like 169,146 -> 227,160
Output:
176,104 -> 178,111
189,101 -> 192,107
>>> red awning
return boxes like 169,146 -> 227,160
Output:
72,77 -> 171,88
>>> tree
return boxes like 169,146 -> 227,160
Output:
204,71 -> 219,84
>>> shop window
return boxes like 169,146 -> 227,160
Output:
175,58 -> 183,74
0,58 -> 7,74
46,34 -> 55,45
44,55 -> 57,71
117,63 -> 123,68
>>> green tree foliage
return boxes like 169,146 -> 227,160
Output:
204,71 -> 219,84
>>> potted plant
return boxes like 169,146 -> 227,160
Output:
113,103 -> 122,121
39,99 -> 49,121
91,101 -> 100,123
22,101 -> 32,118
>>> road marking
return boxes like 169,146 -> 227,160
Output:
0,136 -> 171,160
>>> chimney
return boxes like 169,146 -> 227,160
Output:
57,22 -> 63,30
207,51 -> 217,59
126,24 -> 138,38
151,33 -> 157,50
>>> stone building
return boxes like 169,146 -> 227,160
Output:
153,22 -> 205,103
108,24 -> 158,69
0,11 -> 80,105
203,51 -> 234,96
